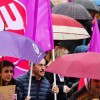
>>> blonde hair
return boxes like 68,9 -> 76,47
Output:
55,47 -> 69,59
46,47 -> 69,66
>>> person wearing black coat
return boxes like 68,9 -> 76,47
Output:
45,72 -> 71,100
45,47 -> 71,100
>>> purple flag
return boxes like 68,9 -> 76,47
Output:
18,0 -> 54,77
35,0 -> 54,51
20,0 -> 54,51
88,18 -> 100,52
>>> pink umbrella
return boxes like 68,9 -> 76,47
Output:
52,14 -> 90,40
46,52 -> 100,80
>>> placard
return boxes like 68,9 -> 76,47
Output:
0,85 -> 15,100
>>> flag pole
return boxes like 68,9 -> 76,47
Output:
52,49 -> 57,100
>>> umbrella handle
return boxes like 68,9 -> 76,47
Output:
54,73 -> 57,100
27,62 -> 33,96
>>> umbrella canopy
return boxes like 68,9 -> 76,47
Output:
46,52 -> 100,80
0,31 -> 45,63
51,0 -> 68,6
52,14 -> 90,40
74,0 -> 99,12
52,2 -> 92,20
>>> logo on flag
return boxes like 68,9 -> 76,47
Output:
32,43 -> 40,54
0,0 -> 26,34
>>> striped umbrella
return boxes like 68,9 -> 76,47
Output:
52,14 -> 90,40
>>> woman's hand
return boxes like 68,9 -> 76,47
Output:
63,85 -> 70,93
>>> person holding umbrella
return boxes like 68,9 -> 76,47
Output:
16,58 -> 59,100
45,47 -> 71,100
69,78 -> 100,100
0,60 -> 21,100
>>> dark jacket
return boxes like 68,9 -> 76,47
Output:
2,78 -> 21,100
69,86 -> 88,100
16,71 -> 51,100
45,72 -> 70,100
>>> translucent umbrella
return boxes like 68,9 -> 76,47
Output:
74,0 -> 99,12
52,2 -> 92,20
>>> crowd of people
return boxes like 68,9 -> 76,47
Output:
0,0 -> 100,100
1,48 -> 100,100
1,16 -> 100,100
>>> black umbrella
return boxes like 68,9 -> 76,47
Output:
74,0 -> 99,12
52,2 -> 92,20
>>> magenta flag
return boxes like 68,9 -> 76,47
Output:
35,0 -> 54,51
20,0 -> 54,51
88,18 -> 100,52
78,18 -> 100,90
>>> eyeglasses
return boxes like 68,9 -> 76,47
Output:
4,70 -> 13,73
37,64 -> 46,67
